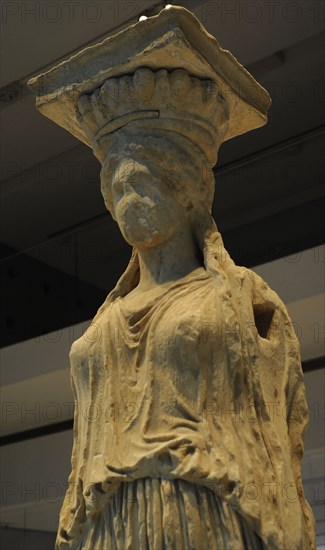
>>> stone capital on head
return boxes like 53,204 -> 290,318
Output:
28,4 -> 271,165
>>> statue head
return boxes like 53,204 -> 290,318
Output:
28,5 -> 271,275
99,126 -> 215,248
76,68 -> 228,248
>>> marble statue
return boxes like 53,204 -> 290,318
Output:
28,6 -> 315,549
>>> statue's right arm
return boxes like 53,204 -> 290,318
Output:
55,372 -> 86,549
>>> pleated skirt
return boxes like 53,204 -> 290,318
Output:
81,478 -> 263,550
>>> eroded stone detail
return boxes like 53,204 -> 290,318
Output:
28,6 -> 315,549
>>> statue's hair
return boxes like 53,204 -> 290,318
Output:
100,126 -> 216,218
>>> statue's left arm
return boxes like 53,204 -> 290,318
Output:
246,267 -> 316,549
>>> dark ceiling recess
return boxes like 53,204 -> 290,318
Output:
0,243 -> 108,348
221,197 -> 324,267
0,81 -> 23,107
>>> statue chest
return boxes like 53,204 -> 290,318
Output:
69,276 -> 223,416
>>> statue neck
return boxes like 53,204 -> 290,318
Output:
135,222 -> 203,293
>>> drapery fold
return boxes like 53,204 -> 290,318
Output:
56,222 -> 315,550
80,478 -> 264,549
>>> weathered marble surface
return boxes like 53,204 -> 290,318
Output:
28,5 -> 315,550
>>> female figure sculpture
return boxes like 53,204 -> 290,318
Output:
29,6 -> 315,550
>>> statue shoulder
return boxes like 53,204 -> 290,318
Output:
233,264 -> 287,312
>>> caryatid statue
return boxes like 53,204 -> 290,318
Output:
29,6 -> 315,549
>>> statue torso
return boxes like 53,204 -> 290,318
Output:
69,268 -> 228,488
